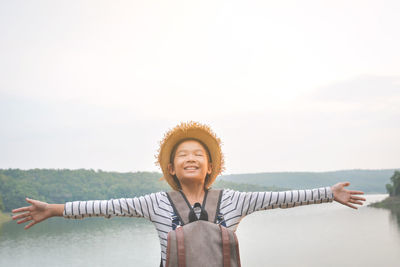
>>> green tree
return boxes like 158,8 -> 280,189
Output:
386,183 -> 394,196
0,193 -> 4,211
386,170 -> 400,196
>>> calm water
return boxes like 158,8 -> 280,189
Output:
1,194 -> 399,267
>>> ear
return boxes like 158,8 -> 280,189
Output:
207,162 -> 212,175
168,163 -> 175,175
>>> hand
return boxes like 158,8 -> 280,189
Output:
12,198 -> 54,230
331,182 -> 366,209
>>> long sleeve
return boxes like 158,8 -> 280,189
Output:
220,186 -> 334,230
63,191 -> 174,267
63,192 -> 166,220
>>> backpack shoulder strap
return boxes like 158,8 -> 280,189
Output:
166,190 -> 192,225
167,189 -> 223,225
203,188 -> 223,223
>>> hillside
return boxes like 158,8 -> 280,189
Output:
0,168 -> 285,212
220,169 -> 398,193
1,168 -> 396,213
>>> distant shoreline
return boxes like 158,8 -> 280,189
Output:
368,196 -> 400,211
0,211 -> 11,224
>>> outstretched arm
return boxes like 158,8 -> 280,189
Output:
331,181 -> 366,209
221,182 -> 366,230
221,186 -> 334,230
12,192 -> 170,231
12,198 -> 64,230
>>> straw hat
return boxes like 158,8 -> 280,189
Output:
155,121 -> 225,190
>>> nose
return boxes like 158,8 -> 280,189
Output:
185,153 -> 196,161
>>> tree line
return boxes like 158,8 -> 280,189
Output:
386,170 -> 400,196
0,168 -> 277,212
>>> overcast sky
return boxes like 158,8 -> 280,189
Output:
1,0 -> 399,174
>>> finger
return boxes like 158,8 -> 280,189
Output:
349,190 -> 364,195
17,216 -> 32,224
12,212 -> 31,220
12,206 -> 32,214
345,202 -> 358,209
349,199 -> 363,205
350,196 -> 366,201
26,198 -> 36,204
24,221 -> 36,230
342,182 -> 350,187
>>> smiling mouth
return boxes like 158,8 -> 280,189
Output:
184,167 -> 199,170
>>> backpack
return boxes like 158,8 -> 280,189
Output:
165,189 -> 241,267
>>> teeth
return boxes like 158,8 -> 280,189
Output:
185,167 -> 198,170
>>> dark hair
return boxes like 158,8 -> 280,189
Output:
169,138 -> 212,190
169,138 -> 212,164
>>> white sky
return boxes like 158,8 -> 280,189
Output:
1,0 -> 399,174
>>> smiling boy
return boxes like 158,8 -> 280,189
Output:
12,121 -> 366,267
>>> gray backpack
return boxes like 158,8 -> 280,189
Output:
165,189 -> 241,267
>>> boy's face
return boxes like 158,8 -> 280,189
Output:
168,140 -> 212,187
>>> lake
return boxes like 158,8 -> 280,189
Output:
1,194 -> 399,267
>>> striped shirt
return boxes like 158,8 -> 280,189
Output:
64,186 -> 334,266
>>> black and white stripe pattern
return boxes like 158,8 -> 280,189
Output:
64,187 -> 334,266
